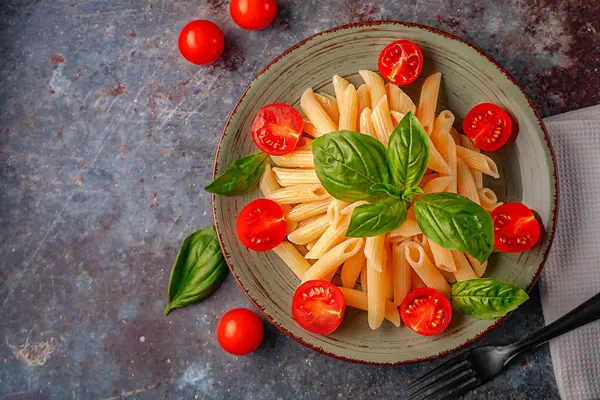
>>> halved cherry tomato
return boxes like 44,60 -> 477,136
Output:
178,20 -> 225,65
237,198 -> 287,251
292,280 -> 345,334
230,0 -> 277,31
217,308 -> 264,355
400,288 -> 452,336
377,40 -> 424,86
463,103 -> 513,152
251,104 -> 303,156
491,202 -> 541,253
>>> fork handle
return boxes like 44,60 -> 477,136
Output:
506,291 -> 600,358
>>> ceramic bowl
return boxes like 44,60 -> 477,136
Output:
212,22 -> 558,364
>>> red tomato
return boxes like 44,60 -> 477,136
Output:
230,0 -> 277,31
463,103 -> 513,152
491,202 -> 541,253
400,288 -> 452,336
251,104 -> 304,156
377,40 -> 424,86
237,198 -> 287,251
178,20 -> 225,65
217,308 -> 264,355
292,280 -> 345,334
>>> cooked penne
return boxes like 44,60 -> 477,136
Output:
339,84 -> 358,131
305,215 -> 350,259
272,241 -> 311,280
341,251 -> 366,288
260,164 -> 279,196
388,218 -> 422,238
322,268 -> 338,282
300,88 -> 338,135
482,201 -> 503,213
457,158 -> 481,204
411,269 -> 426,288
431,110 -> 458,193
416,72 -> 441,134
338,288 -> 401,327
450,127 -> 461,143
387,83 -> 417,114
287,199 -> 331,222
384,245 -> 394,301
302,118 -> 319,137
452,251 -> 478,281
418,172 -> 440,188
316,92 -> 340,123
456,145 -> 500,178
439,268 -> 457,283
327,199 -> 349,227
371,95 -> 395,145
288,214 -> 330,245
302,238 -> 364,282
364,234 -> 386,272
367,258 -> 386,330
305,240 -> 317,251
392,242 -> 411,306
341,200 -> 369,216
466,253 -> 488,277
272,167 -> 320,187
359,70 -> 386,107
427,137 -> 452,174
333,75 -> 349,111
404,241 -> 451,298
390,110 -> 406,125
459,135 -> 483,188
427,238 -> 457,272
359,108 -> 377,138
296,136 -> 313,150
422,176 -> 452,194
271,150 -> 314,169
360,264 -> 368,292
478,188 -> 498,207
356,84 -> 371,126
266,184 -> 330,204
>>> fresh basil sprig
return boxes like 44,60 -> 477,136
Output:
387,112 -> 430,189
205,152 -> 268,196
165,226 -> 228,315
346,198 -> 407,238
451,278 -> 529,319
413,193 -> 494,263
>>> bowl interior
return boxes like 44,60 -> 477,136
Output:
213,22 -> 557,364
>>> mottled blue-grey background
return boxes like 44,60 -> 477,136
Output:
1,0 -> 598,398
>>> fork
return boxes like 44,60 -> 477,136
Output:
405,291 -> 600,400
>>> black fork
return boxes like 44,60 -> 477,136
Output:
405,291 -> 600,400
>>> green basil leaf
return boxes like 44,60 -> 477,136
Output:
205,152 -> 268,196
401,187 -> 423,202
312,131 -> 390,202
387,112 -> 430,189
414,193 -> 494,263
346,198 -> 407,238
165,226 -> 228,315
451,278 -> 529,320
370,183 -> 403,200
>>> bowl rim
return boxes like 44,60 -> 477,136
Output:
211,20 -> 559,365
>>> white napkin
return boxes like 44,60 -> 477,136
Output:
539,105 -> 600,400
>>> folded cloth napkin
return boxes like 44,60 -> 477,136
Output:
539,105 -> 600,400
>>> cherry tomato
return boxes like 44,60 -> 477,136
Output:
178,20 -> 225,65
292,280 -> 345,334
463,103 -> 513,152
491,203 -> 541,253
400,288 -> 452,336
230,0 -> 277,31
377,40 -> 424,86
237,198 -> 287,251
217,308 -> 264,355
251,104 -> 304,156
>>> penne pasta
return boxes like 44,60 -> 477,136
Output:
332,75 -> 349,111
384,245 -> 394,301
338,84 -> 358,131
327,199 -> 349,227
392,242 -> 411,306
439,268 -> 457,283
300,88 -> 338,135
431,110 -> 458,193
338,288 -> 401,327
457,158 -> 481,204
305,215 -> 350,259
411,269 -> 426,289
296,136 -> 313,150
482,201 -> 503,213
359,70 -> 386,107
266,184 -> 330,204
387,83 -> 417,114
322,268 -> 338,282
359,108 -> 377,138
341,251 -> 366,288
272,167 -> 320,187
272,241 -> 311,280
371,95 -> 395,145
390,110 -> 406,125
271,150 -> 314,169
456,145 -> 500,178
287,199 -> 331,222
356,84 -> 371,126
342,200 -> 369,216
288,214 -> 330,245
427,137 -> 452,174
427,238 -> 458,272
478,188 -> 498,207
422,176 -> 452,194
302,238 -> 364,282
452,251 -> 478,281
260,164 -> 279,196
450,127 -> 461,143
388,218 -> 422,238
364,234 -> 386,272
459,135 -> 483,188
305,240 -> 317,251
416,72 -> 442,134
404,241 -> 451,298
302,118 -> 319,138
466,253 -> 488,277
367,258 -> 386,330
418,172 -> 440,189
316,92 -> 340,124
360,264 -> 368,292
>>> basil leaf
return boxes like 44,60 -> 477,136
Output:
205,152 -> 268,196
165,226 -> 228,315
451,278 -> 529,320
312,131 -> 390,202
401,187 -> 423,202
370,183 -> 403,200
414,193 -> 494,263
387,112 -> 430,189
346,198 -> 407,238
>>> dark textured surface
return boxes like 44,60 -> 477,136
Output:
1,0 -> 598,398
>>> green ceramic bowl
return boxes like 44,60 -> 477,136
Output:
212,22 -> 558,364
